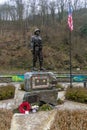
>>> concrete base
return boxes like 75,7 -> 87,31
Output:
23,89 -> 58,105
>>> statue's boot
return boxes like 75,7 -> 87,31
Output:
40,67 -> 46,71
40,62 -> 46,71
33,67 -> 38,71
33,62 -> 38,71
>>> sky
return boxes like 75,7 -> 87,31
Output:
0,0 -> 84,5
0,0 -> 8,4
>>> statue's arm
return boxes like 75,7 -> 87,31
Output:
30,36 -> 34,50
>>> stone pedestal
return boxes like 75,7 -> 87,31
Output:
24,71 -> 57,91
24,71 -> 58,105
23,89 -> 58,105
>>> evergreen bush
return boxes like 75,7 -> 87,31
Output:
65,87 -> 87,103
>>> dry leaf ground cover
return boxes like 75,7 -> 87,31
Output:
50,110 -> 87,130
0,109 -> 13,130
1,109 -> 87,130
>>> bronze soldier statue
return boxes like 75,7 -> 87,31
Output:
30,28 -> 44,71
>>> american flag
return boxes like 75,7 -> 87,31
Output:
68,4 -> 73,31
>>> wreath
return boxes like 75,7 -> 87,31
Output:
19,101 -> 31,114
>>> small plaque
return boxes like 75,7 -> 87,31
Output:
26,94 -> 39,103
32,76 -> 49,89
24,71 -> 57,91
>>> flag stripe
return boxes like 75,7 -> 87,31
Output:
68,4 -> 73,31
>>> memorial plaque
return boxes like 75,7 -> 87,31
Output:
24,94 -> 40,103
24,72 -> 57,91
32,76 -> 49,89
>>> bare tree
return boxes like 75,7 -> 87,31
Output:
24,1 -> 30,30
84,0 -> 87,8
49,1 -> 56,25
30,0 -> 37,25
0,3 -> 11,21
16,0 -> 24,21
73,0 -> 79,11
0,0 -> 86,30
56,0 -> 65,23
38,0 -> 49,25
9,6 -> 17,21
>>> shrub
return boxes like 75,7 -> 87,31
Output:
80,24 -> 87,36
56,84 -> 64,91
39,104 -> 53,111
57,99 -> 64,104
0,84 -> 15,100
65,87 -> 87,103
13,108 -> 19,113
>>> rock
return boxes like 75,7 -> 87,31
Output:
57,91 -> 65,101
14,86 -> 25,108
55,100 -> 87,110
10,110 -> 57,130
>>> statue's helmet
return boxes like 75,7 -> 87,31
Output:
34,28 -> 40,34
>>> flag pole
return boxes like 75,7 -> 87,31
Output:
68,1 -> 73,88
69,29 -> 72,88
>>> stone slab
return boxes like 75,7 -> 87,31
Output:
23,89 -> 58,105
10,110 -> 57,130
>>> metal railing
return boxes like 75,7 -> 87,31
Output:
0,73 -> 87,83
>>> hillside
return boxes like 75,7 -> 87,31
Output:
0,9 -> 87,72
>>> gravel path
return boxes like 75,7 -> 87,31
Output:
56,100 -> 87,110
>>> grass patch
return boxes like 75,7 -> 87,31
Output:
50,110 -> 87,130
0,84 -> 15,100
0,109 -> 13,130
65,87 -> 87,103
